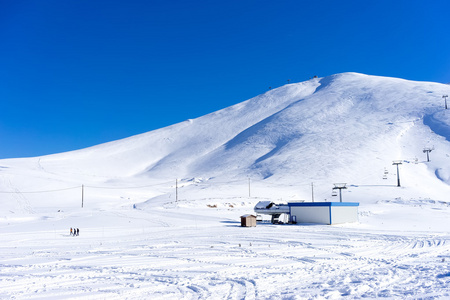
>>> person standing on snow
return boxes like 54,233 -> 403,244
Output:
76,228 -> 79,236
70,228 -> 73,236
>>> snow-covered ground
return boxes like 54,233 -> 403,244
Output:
1,197 -> 450,299
1,73 -> 450,299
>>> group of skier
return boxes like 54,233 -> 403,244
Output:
70,227 -> 80,236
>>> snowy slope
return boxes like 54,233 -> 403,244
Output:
1,73 -> 450,299
2,72 -> 450,206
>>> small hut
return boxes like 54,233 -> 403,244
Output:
240,214 -> 257,227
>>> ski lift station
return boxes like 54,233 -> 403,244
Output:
254,201 -> 359,225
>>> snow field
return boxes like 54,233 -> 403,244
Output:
1,73 -> 450,298
1,196 -> 450,299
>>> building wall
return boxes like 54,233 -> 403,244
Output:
290,206 -> 330,224
241,216 -> 256,227
288,202 -> 359,225
330,206 -> 359,224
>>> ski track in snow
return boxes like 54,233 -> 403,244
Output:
1,208 -> 450,300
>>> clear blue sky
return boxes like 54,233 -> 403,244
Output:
1,0 -> 449,158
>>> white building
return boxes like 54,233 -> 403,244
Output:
288,202 -> 359,225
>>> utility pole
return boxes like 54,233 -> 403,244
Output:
311,182 -> 315,202
81,184 -> 84,208
392,160 -> 402,187
176,179 -> 178,202
443,95 -> 448,109
332,183 -> 347,202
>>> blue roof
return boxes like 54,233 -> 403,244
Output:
288,202 -> 359,207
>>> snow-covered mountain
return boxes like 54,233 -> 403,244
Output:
2,72 -> 450,206
2,73 -> 450,299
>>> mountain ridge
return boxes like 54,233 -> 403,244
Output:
2,72 -> 450,205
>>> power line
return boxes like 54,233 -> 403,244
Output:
85,181 -> 174,189
0,180 -> 174,194
0,186 -> 80,194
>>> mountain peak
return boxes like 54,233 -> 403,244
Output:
2,73 -> 450,205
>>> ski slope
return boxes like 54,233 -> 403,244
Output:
1,72 -> 450,299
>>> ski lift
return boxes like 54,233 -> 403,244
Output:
383,174 -> 387,180
332,189 -> 338,197
384,168 -> 388,175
